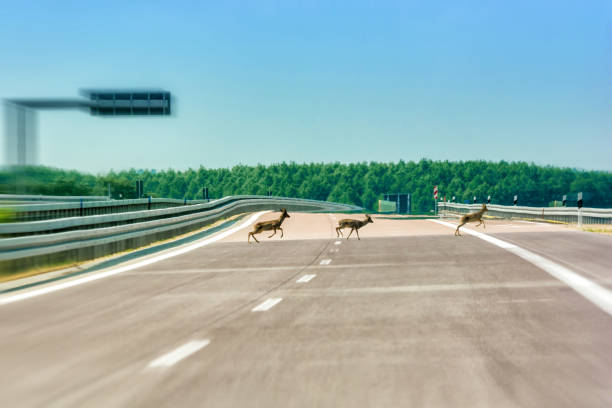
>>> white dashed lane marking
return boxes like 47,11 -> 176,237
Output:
148,340 -> 210,368
252,298 -> 283,312
297,274 -> 317,283
320,259 -> 332,265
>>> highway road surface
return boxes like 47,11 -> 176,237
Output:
1,212 -> 611,407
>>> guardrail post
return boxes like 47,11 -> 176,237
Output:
148,196 -> 151,210
79,198 -> 83,217
577,192 -> 583,227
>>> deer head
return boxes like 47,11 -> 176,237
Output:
481,204 -> 488,212
280,208 -> 290,218
365,214 -> 373,224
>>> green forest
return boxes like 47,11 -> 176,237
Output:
1,160 -> 611,212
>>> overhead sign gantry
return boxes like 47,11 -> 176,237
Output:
3,89 -> 173,166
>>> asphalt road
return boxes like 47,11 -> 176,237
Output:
0,212 -> 611,407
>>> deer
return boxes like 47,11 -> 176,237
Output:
455,204 -> 488,236
248,208 -> 290,243
336,214 -> 373,240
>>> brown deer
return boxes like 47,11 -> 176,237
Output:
248,208 -> 290,243
455,204 -> 488,236
336,215 -> 373,240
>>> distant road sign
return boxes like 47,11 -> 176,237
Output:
80,89 -> 171,116
433,186 -> 438,200
383,193 -> 411,214
378,200 -> 397,213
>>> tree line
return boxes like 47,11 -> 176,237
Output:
1,160 -> 611,212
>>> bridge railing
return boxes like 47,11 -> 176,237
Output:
437,202 -> 612,225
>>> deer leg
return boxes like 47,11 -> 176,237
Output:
249,232 -> 260,243
347,228 -> 354,240
279,227 -> 284,238
482,219 -> 486,229
268,228 -> 277,238
336,227 -> 343,237
356,228 -> 361,240
455,222 -> 465,236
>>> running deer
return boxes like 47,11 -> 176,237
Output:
455,204 -> 488,236
336,215 -> 373,240
248,208 -> 290,243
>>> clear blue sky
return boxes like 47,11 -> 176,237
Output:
1,1 -> 611,173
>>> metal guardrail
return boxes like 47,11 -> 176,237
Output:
1,196 -> 210,222
3,197 -> 206,211
438,202 -> 612,225
0,194 -> 111,203
0,195 -> 359,237
0,196 -> 362,272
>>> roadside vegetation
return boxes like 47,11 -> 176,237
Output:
1,160 -> 611,212
581,227 -> 612,235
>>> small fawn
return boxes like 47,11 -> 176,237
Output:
248,208 -> 290,243
336,215 -> 373,240
455,204 -> 488,236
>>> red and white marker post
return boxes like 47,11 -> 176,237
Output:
433,186 -> 438,214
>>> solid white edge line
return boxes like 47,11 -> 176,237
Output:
320,259 -> 332,265
0,211 -> 270,305
148,339 -> 210,368
432,219 -> 517,248
251,297 -> 283,312
430,219 -> 612,316
297,274 -> 317,283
